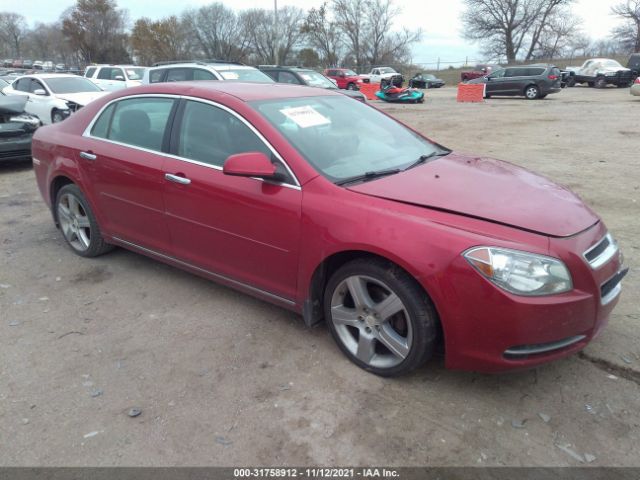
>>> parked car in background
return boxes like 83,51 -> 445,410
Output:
33,61 -> 43,70
628,53 -> 640,72
84,65 -> 147,91
68,66 -> 81,75
323,68 -> 363,90
631,77 -> 640,96
22,60 -> 33,69
565,58 -> 637,88
31,81 -> 626,376
259,66 -> 366,102
42,61 -> 54,71
408,73 -> 445,89
12,59 -> 23,69
359,66 -> 403,86
143,61 -> 274,84
0,92 -> 40,163
2,59 -> 13,68
55,63 -> 66,72
461,64 -> 500,82
3,74 -> 108,124
468,64 -> 562,100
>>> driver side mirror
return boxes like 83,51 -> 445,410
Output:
33,89 -> 47,95
223,152 -> 280,180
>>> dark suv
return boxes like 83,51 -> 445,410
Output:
468,64 -> 562,100
258,66 -> 366,102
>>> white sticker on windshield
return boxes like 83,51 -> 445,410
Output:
220,72 -> 239,80
280,106 -> 331,128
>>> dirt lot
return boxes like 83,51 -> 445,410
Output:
1,86 -> 639,467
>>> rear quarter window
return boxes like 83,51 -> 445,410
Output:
149,69 -> 165,83
90,104 -> 116,138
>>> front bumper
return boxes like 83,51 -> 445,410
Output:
0,133 -> 32,162
631,84 -> 640,96
437,223 -> 625,372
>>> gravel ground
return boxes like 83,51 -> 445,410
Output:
0,86 -> 638,467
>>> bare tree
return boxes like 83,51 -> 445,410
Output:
182,3 -> 251,62
61,0 -> 130,64
461,0 -> 575,62
131,16 -> 192,65
0,12 -> 27,57
302,3 -> 343,66
241,6 -> 305,65
611,0 -> 640,53
534,8 -> 583,59
332,0 -> 368,70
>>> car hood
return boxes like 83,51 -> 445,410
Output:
347,153 -> 599,237
55,91 -> 107,106
598,66 -> 631,73
0,95 -> 28,114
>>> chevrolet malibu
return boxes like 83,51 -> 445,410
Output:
31,82 -> 627,376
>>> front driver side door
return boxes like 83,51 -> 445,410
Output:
485,69 -> 508,94
162,99 -> 302,301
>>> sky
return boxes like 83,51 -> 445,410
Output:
7,0 -> 625,66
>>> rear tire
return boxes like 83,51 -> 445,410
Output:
595,77 -> 607,89
324,258 -> 437,377
524,84 -> 540,100
55,184 -> 114,258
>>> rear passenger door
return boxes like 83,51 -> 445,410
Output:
78,96 -> 177,253
161,99 -> 302,300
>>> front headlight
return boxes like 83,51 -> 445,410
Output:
463,247 -> 572,296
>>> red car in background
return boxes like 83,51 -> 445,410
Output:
31,82 -> 626,377
323,68 -> 363,90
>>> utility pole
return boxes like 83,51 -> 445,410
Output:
274,0 -> 279,66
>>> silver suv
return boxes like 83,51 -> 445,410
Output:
84,65 -> 147,91
142,61 -> 274,84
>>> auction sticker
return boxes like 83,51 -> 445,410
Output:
280,106 -> 331,128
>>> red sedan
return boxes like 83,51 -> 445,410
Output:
31,82 -> 627,376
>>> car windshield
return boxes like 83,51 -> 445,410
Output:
218,68 -> 274,82
343,69 -> 357,76
424,74 -> 436,79
125,68 -> 146,80
603,60 -> 623,68
379,67 -> 397,74
298,71 -> 336,89
251,95 -> 446,184
45,77 -> 102,93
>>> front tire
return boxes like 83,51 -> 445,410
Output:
324,258 -> 437,377
55,184 -> 114,257
51,108 -> 66,123
595,77 -> 607,89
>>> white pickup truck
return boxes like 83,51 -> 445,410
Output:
565,58 -> 637,88
359,66 -> 404,86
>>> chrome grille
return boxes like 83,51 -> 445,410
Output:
583,233 -> 618,269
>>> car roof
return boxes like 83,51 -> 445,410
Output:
148,63 -> 257,71
18,73 -> 83,79
119,81 -> 340,102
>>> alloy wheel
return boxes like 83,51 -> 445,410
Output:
57,192 -> 91,252
330,275 -> 412,369
525,86 -> 539,99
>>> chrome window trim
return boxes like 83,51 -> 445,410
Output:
583,233 -> 619,270
112,236 -> 296,307
81,93 -> 301,190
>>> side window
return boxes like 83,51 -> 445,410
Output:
90,103 -> 116,138
262,70 -> 278,81
108,98 -> 175,151
177,100 -> 272,169
85,67 -> 97,78
167,68 -> 193,82
112,68 -> 125,80
14,78 -> 30,92
149,69 -> 165,83
193,69 -> 216,80
328,70 -> 337,76
277,71 -> 301,84
489,69 -> 506,79
29,79 -> 47,94
96,68 -> 112,80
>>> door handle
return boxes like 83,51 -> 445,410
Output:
164,173 -> 191,185
79,151 -> 97,161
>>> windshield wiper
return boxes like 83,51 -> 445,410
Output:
335,168 -> 401,186
403,150 -> 451,171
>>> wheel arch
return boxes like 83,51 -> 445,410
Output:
302,249 -> 445,353
49,175 -> 76,224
